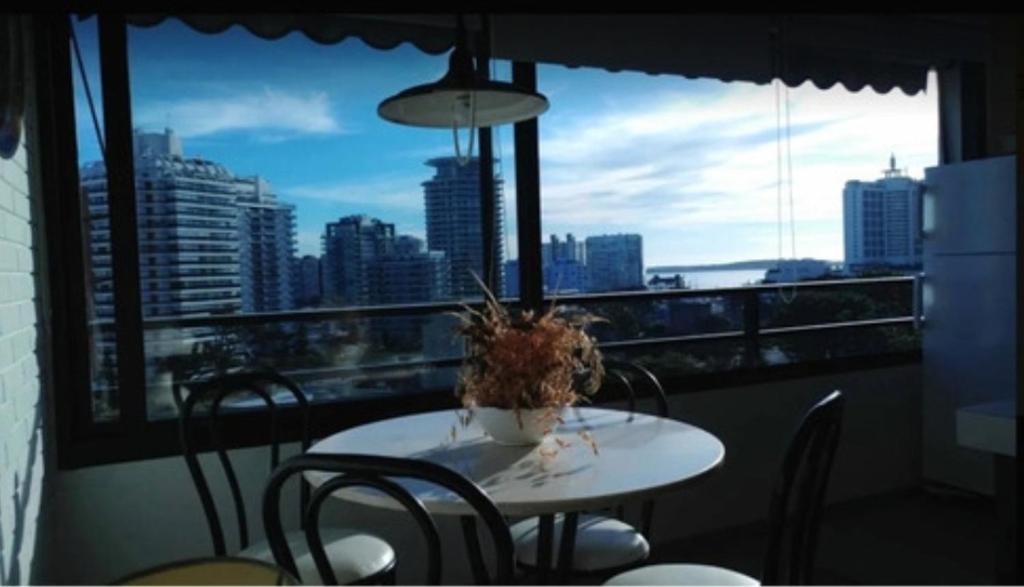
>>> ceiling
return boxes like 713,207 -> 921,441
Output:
123,13 -> 997,95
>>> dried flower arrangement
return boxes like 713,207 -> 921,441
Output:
450,275 -> 605,454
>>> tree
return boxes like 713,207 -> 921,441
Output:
762,288 -> 918,362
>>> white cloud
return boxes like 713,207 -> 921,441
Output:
283,175 -> 425,211
537,75 -> 938,264
135,87 -> 342,139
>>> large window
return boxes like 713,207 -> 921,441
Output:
71,18 -> 517,425
533,64 -> 934,377
536,64 -> 937,293
57,15 -> 931,466
71,15 -> 119,422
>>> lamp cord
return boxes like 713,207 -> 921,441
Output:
778,83 -> 797,304
785,85 -> 796,262
453,92 -> 477,167
773,19 -> 797,305
775,79 -> 783,264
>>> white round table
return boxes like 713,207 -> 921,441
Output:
308,407 -> 724,516
307,407 -> 724,583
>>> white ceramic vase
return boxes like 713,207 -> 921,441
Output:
475,406 -> 563,445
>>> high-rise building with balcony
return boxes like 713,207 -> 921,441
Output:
545,260 -> 588,294
843,155 -> 924,272
83,128 -> 244,320
83,129 -> 267,403
236,176 -> 296,313
321,215 -> 395,306
422,157 -> 504,298
542,233 -> 584,265
542,233 -> 587,293
370,236 -> 451,305
585,233 -> 644,292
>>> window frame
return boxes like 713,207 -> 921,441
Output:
43,14 -> 921,469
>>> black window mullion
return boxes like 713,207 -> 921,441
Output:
34,14 -> 98,463
98,14 -> 146,430
476,36 -> 497,294
479,128 -> 497,292
512,62 -> 543,313
937,62 -> 988,165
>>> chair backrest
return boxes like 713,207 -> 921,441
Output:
262,453 -> 515,586
601,359 -> 669,417
761,390 -> 845,585
600,360 -> 669,536
178,369 -> 312,555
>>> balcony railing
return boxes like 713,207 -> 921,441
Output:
86,275 -> 919,421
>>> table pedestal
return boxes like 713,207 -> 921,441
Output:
461,512 -> 580,585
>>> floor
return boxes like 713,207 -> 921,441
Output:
645,486 -> 999,585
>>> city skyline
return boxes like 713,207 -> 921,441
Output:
80,126 -> 919,316
70,18 -> 939,267
80,128 -> 659,319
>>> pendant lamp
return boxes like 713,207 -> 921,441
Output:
377,15 -> 548,163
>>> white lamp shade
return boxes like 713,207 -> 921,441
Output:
378,80 -> 549,128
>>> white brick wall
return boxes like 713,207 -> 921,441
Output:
0,26 -> 45,585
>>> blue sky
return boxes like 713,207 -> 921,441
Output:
72,17 -> 938,266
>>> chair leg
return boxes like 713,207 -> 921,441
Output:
461,515 -> 490,584
353,566 -> 395,586
641,500 -> 655,538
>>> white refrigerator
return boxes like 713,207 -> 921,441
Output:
921,155 -> 1017,495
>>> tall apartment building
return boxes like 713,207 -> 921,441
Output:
843,155 -> 924,271
83,129 -> 243,406
85,128 -> 300,319
542,233 -> 587,293
296,254 -> 322,308
83,128 -> 244,320
542,233 -> 584,265
83,128 -> 301,414
502,260 -> 519,298
236,175 -> 296,313
370,236 -> 451,305
585,234 -> 644,292
321,218 -> 454,307
321,215 -> 395,306
422,157 -> 504,298
545,260 -> 588,294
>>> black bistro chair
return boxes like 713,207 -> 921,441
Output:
262,453 -> 516,585
604,390 -> 846,586
178,370 -> 397,584
511,359 -> 670,579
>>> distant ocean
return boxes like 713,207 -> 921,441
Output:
649,268 -> 767,290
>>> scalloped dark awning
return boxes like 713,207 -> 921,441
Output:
125,13 -> 457,54
123,14 -> 991,96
